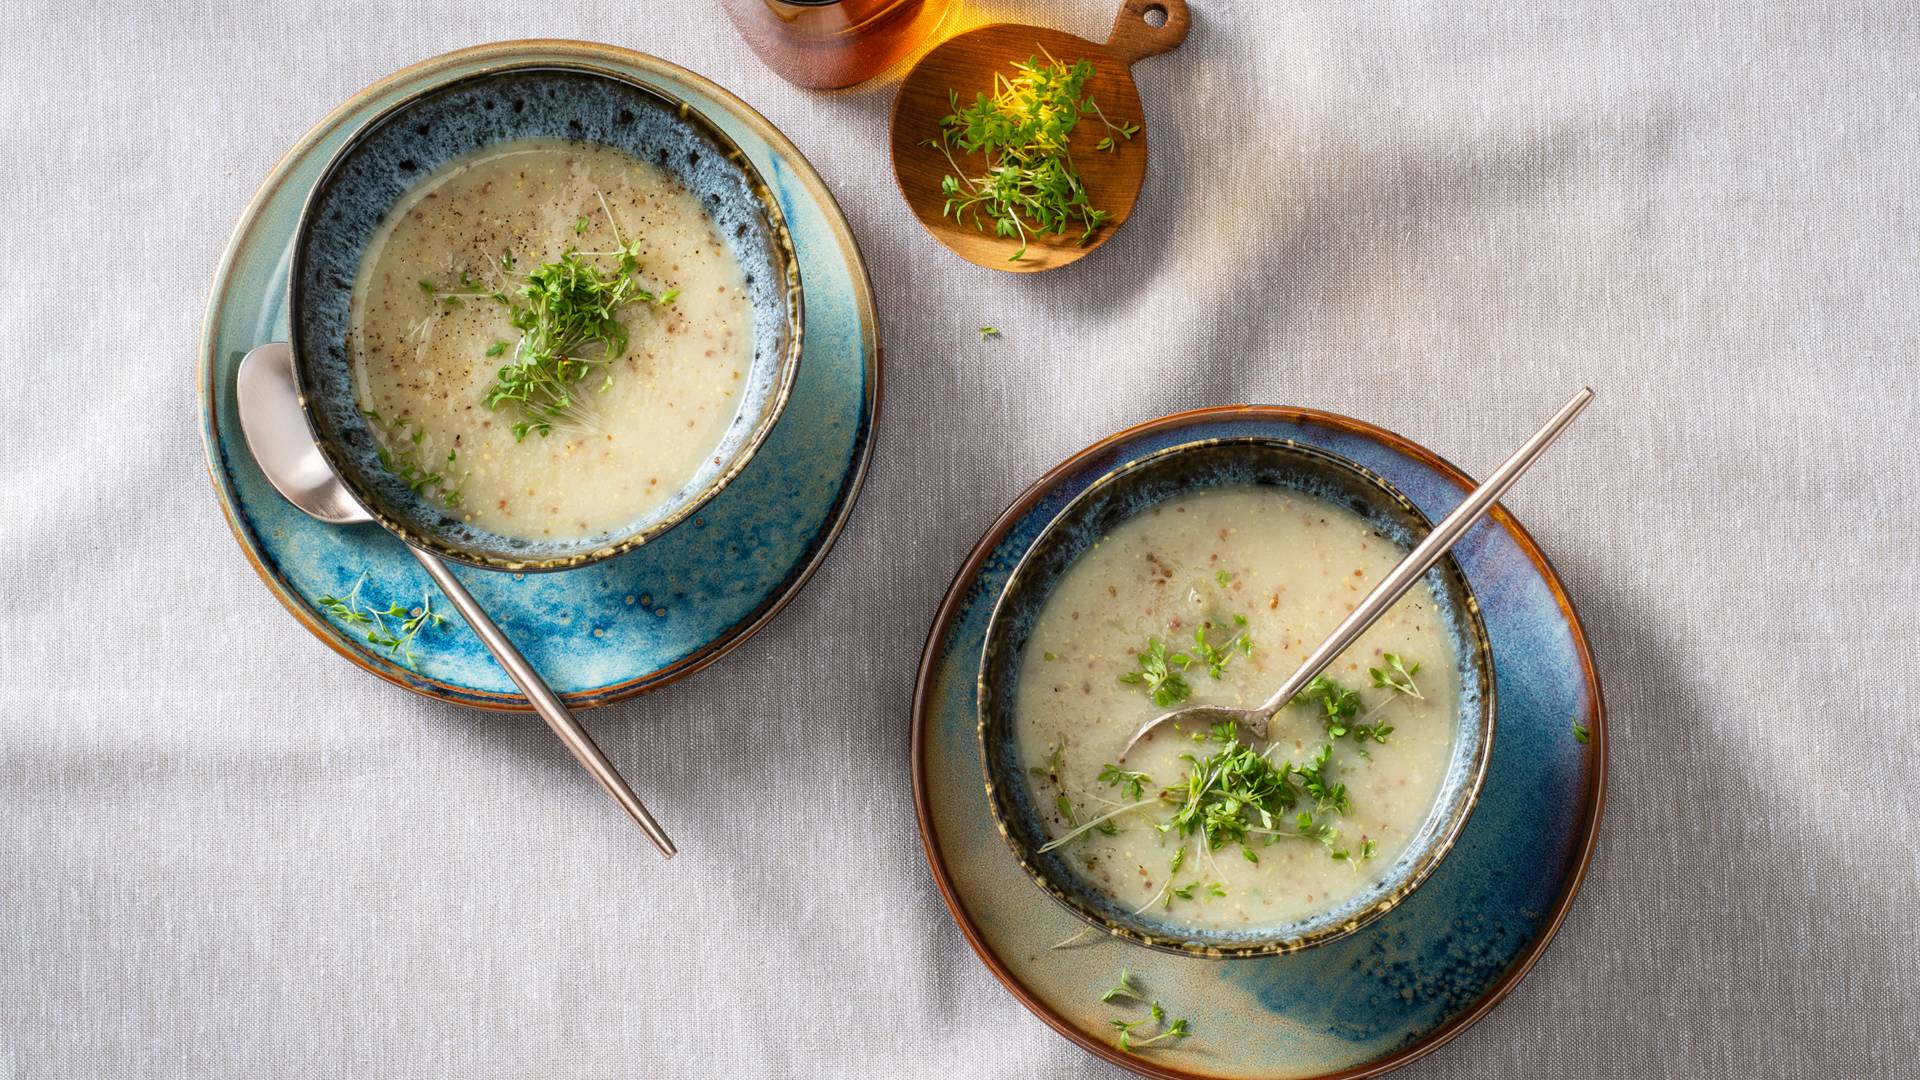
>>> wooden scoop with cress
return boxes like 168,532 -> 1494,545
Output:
888,0 -> 1191,272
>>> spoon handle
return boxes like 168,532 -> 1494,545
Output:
1256,388 -> 1594,718
407,547 -> 677,858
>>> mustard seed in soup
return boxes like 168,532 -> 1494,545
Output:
1012,486 -> 1460,930
348,138 -> 753,542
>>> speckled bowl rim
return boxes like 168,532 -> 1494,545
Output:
975,435 -> 1496,959
287,59 -> 805,572
197,40 -> 880,709
914,404 -> 1607,1079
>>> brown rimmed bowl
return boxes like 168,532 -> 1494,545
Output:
976,436 -> 1496,958
285,60 -> 803,572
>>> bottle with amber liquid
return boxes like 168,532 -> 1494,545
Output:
721,0 -> 956,90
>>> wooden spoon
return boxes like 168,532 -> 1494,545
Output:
888,0 -> 1191,272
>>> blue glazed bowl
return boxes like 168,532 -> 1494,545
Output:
977,437 -> 1496,957
286,62 -> 802,571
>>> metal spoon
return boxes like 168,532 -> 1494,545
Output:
1118,388 -> 1593,761
236,342 -> 676,857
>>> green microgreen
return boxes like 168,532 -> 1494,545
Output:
1051,926 -> 1102,950
1573,722 -> 1590,744
1101,969 -> 1147,1004
1089,99 -> 1140,153
928,50 -> 1138,261
1122,608 -> 1253,701
1101,970 -> 1192,1052
1052,727 -> 1357,875
364,412 -> 465,509
313,574 -> 448,670
1158,726 -> 1344,852
1332,837 -> 1379,869
450,238 -> 677,440
1111,1011 -> 1191,1053
1296,673 -> 1394,747
1055,791 -> 1118,837
1049,649 -> 1418,885
1037,793 -> 1164,853
1189,619 -> 1252,680
1098,764 -> 1152,801
1028,743 -> 1068,785
1032,747 -> 1119,845
1368,653 -> 1424,699
1300,654 -> 1427,753
978,325 -> 1000,340
1118,636 -> 1193,707
1289,810 -> 1341,851
1299,744 -> 1351,813
1299,674 -> 1362,737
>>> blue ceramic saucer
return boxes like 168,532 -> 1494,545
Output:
199,42 -> 878,709
914,406 -> 1605,1079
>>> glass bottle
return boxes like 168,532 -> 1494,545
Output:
721,0 -> 956,90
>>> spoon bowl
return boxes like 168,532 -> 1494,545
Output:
888,0 -> 1190,272
235,342 -> 371,526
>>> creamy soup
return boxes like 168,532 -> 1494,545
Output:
348,138 -> 752,542
1012,486 -> 1460,930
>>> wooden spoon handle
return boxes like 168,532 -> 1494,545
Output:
1105,0 -> 1191,65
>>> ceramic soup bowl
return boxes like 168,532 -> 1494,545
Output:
977,437 -> 1496,957
283,61 -> 802,571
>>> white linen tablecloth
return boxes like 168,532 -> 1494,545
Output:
2,1 -> 1916,1076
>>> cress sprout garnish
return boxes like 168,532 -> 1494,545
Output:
1101,971 -> 1191,1053
1041,722 -> 1376,900
1119,614 -> 1252,704
362,411 -> 464,509
1297,653 -> 1424,753
1118,636 -> 1193,706
314,574 -> 448,670
929,51 -> 1139,261
1368,653 -> 1423,698
415,209 -> 679,442
1055,576 -> 1434,905
480,245 -> 678,440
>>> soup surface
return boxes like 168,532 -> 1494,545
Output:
1012,486 -> 1461,930
348,138 -> 752,542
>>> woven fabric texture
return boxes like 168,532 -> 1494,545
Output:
1,2 -> 1916,1076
